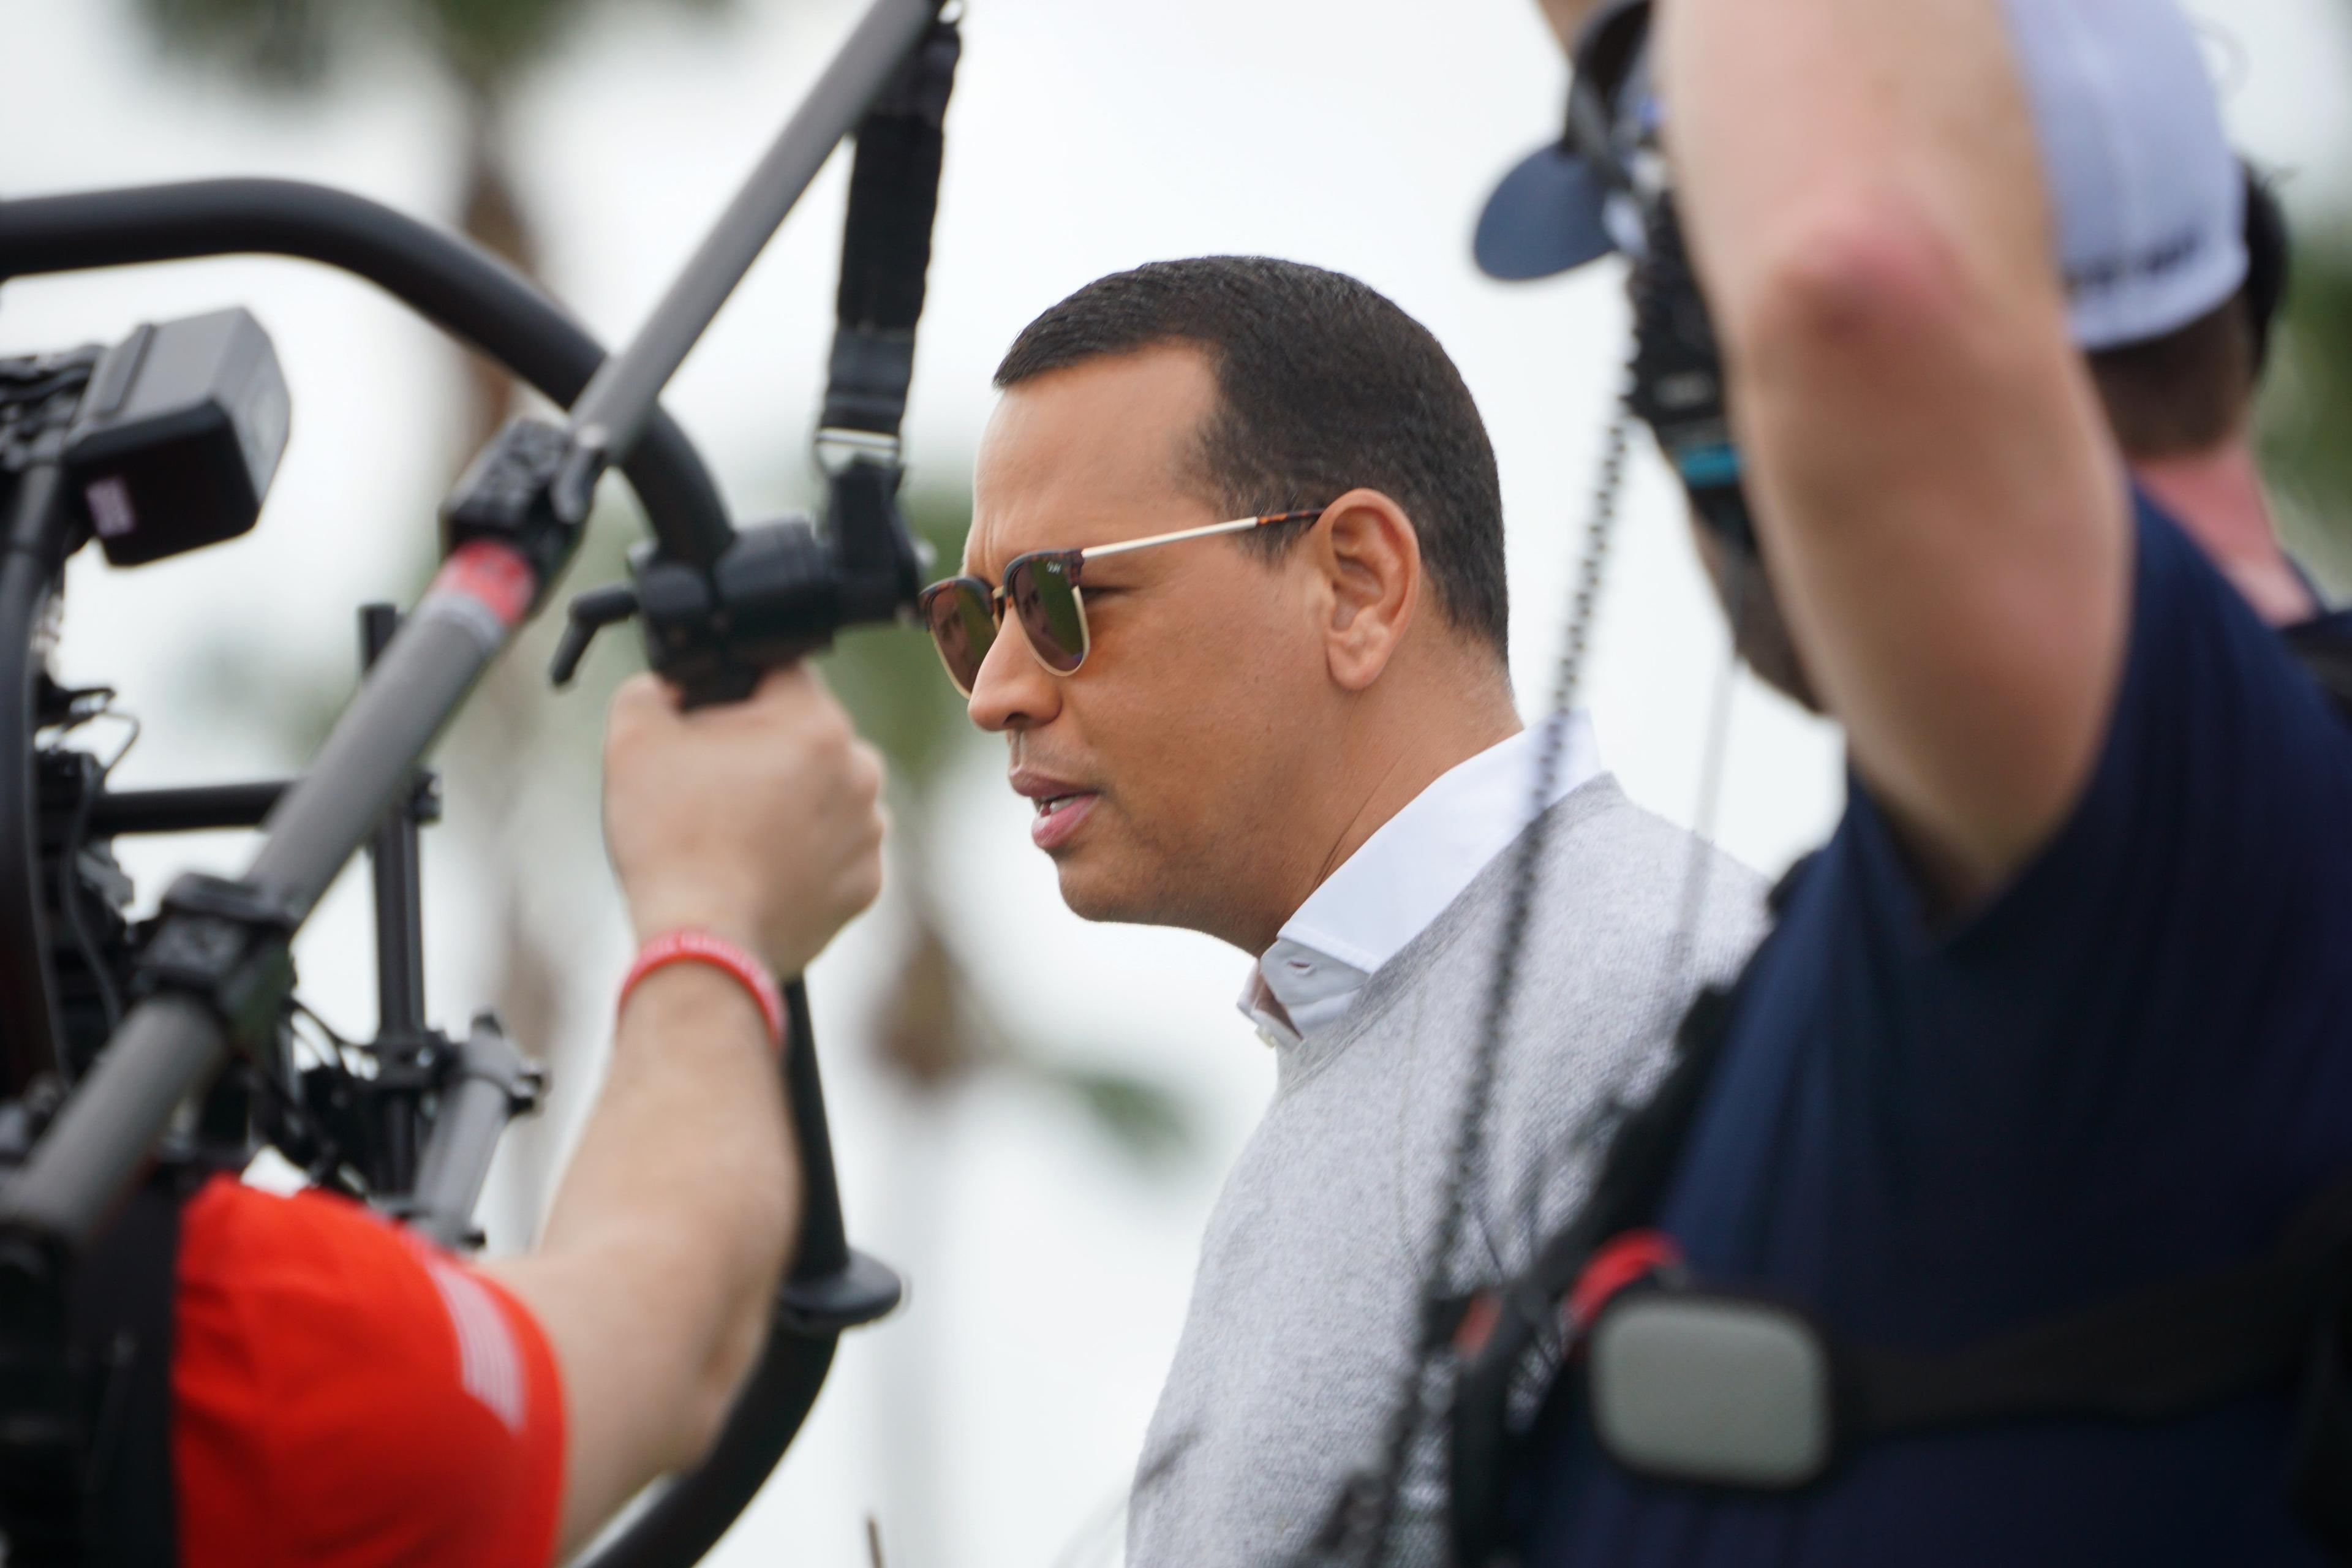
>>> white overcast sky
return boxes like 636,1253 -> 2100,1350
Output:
6,1 -> 2349,1563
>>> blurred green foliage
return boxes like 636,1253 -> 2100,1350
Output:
820,483 -> 984,796
2260,228 -> 2352,596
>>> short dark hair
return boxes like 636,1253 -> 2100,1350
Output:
2087,287 -> 2256,459
995,257 -> 1509,657
2086,169 -> 2286,459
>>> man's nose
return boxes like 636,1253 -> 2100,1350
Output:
966,612 -> 1063,733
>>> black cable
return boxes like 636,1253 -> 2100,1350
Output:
45,695 -> 143,1042
56,757 -> 122,1038
0,464 -> 74,1096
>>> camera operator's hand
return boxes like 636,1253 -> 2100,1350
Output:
602,665 -> 887,978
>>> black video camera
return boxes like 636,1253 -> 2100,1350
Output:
0,309 -> 292,1098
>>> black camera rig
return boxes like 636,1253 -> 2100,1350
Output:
0,2 -> 959,1562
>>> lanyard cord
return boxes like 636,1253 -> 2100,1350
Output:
1325,231 -> 1760,1561
1318,379 -> 1640,1564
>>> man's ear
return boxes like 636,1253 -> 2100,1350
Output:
1310,488 -> 1422,691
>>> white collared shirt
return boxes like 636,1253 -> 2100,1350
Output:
1238,712 -> 1604,1047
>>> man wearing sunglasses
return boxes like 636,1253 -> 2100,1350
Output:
925,255 -> 1767,1564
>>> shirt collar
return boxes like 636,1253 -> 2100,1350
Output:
1238,714 -> 1604,1048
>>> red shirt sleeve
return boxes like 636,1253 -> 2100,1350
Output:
172,1175 -> 565,1568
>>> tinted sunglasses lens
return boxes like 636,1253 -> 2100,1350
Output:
921,580 -> 995,694
1006,554 -> 1087,674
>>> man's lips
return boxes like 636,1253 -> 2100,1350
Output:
1011,769 -> 1100,852
1029,792 -> 1098,851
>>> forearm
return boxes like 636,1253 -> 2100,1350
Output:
1658,0 -> 2054,344
541,962 -> 795,1374
1657,0 -> 2128,898
488,963 -> 799,1555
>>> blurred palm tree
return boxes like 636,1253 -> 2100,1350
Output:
137,0 -> 1195,1193
130,0 -> 732,1235
2261,219 -> 2352,597
132,1 -> 727,383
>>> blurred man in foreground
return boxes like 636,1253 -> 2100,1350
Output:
165,668 -> 884,1566
1473,0 -> 2352,1561
918,257 -> 1765,1564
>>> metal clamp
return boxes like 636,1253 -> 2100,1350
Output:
0,349 -> 101,474
399,1014 -> 546,1251
440,417 -> 597,596
812,424 -> 903,475
134,873 -> 301,1056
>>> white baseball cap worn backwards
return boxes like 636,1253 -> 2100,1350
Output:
1475,0 -> 2251,352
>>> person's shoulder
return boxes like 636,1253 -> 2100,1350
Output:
1354,772 -> 1771,1042
1390,773 -> 1773,988
1439,782 -> 1776,1257
1533,776 -> 1773,948
175,1177 -> 565,1568
2128,493 -> 2352,747
1429,776 -> 1773,1055
2062,491 -> 2352,862
181,1176 -> 546,1410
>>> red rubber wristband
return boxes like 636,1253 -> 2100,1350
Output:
618,930 -> 786,1051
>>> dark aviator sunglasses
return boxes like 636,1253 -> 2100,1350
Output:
917,508 -> 1328,696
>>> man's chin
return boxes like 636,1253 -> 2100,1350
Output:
1052,848 -> 1179,929
1053,859 -> 1142,925
1052,851 -> 1250,945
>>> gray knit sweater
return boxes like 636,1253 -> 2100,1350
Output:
1125,775 -> 1770,1568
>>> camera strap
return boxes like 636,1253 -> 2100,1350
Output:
810,12 -> 959,637
819,15 -> 959,466
2,1166 -> 186,1568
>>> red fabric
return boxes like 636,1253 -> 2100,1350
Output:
619,929 -> 786,1049
173,1176 -> 565,1568
1565,1229 -> 1685,1335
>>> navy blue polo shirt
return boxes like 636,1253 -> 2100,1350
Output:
1523,494 -> 2352,1566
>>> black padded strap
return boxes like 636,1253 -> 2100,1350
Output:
820,19 -> 961,442
1845,1170 -> 2352,1439
0,1169 -> 184,1568
1449,966 -> 1762,1567
68,1174 -> 184,1567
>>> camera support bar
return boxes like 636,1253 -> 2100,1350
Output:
0,0 -> 948,1558
0,0 -> 942,1251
